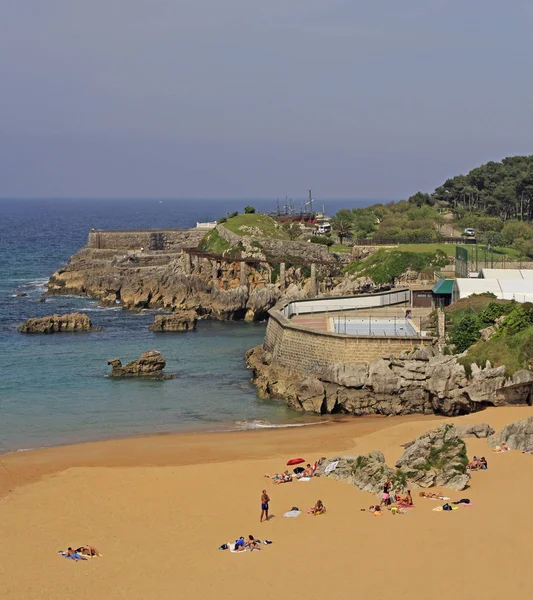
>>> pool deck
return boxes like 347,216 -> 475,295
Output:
290,306 -> 433,335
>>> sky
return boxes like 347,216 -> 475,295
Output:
1,0 -> 532,199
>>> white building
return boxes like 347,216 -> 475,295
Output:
452,278 -> 533,303
479,268 -> 533,280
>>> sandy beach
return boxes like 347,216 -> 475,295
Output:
1,407 -> 532,600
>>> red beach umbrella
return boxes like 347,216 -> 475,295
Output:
287,457 -> 305,466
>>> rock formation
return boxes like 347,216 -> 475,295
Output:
16,290 -> 27,297
395,425 -> 470,490
107,350 -> 176,379
316,452 -> 397,495
488,416 -> 533,451
149,311 -> 197,332
450,423 -> 495,439
18,312 -> 98,333
317,425 -> 470,496
246,345 -> 533,417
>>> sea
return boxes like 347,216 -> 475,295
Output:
0,198 -> 377,453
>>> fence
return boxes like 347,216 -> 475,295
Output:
355,237 -> 477,246
282,289 -> 411,318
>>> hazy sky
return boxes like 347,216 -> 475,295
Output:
1,0 -> 532,199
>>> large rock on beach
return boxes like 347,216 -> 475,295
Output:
18,312 -> 98,333
317,452 -> 398,496
450,423 -> 495,439
108,350 -> 176,380
395,425 -> 470,490
488,416 -> 533,451
149,311 -> 197,332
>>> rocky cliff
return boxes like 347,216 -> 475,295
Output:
46,239 -> 374,321
246,344 -> 533,417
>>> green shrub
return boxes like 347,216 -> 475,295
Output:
310,236 -> 333,247
244,205 -> 256,214
218,216 -> 227,223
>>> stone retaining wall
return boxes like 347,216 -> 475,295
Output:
264,305 -> 434,376
88,229 -> 204,251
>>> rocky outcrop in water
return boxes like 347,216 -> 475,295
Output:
107,350 -> 175,379
18,312 -> 98,333
149,312 -> 198,332
246,345 -> 533,417
488,416 -> 533,451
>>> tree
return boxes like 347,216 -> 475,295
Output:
244,206 -> 256,214
330,212 -> 355,244
282,221 -> 301,240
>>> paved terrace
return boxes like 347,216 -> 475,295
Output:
290,306 -> 433,334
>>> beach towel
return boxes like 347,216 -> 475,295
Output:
324,461 -> 339,475
283,510 -> 301,518
298,477 -> 311,482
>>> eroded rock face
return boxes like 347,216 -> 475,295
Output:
246,344 -> 531,418
316,452 -> 397,495
317,426 -> 470,496
489,416 -> 533,450
395,425 -> 470,490
107,350 -> 176,379
450,423 -> 495,439
149,312 -> 197,332
18,312 -> 98,333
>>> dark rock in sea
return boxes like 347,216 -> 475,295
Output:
488,416 -> 533,451
107,350 -> 176,380
395,425 -> 470,490
18,312 -> 99,333
16,290 -> 27,297
149,311 -> 197,332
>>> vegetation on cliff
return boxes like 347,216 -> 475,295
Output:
445,296 -> 533,374
344,249 -> 448,285
198,228 -> 230,254
222,213 -> 290,239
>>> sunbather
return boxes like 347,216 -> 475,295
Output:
246,535 -> 262,551
419,491 -> 448,500
467,456 -> 481,470
479,456 -> 488,469
396,490 -> 413,506
63,547 -> 87,561
310,499 -> 326,515
494,442 -> 509,453
75,545 -> 100,557
265,470 -> 291,482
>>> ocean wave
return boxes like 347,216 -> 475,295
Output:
233,419 -> 329,430
82,307 -> 123,312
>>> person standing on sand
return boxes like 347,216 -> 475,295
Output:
261,489 -> 270,522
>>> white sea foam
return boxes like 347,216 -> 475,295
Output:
234,419 -> 329,430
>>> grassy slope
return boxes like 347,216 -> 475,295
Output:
223,214 -> 289,239
398,243 -> 521,262
197,229 -> 230,254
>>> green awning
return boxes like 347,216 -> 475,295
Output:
432,278 -> 454,295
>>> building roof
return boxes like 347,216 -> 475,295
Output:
432,278 -> 454,295
453,278 -> 533,302
479,268 -> 533,280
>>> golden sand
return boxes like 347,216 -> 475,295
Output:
1,407 -> 532,600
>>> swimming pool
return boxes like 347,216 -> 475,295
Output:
332,317 -> 418,337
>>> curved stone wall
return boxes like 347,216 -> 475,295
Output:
264,296 -> 434,377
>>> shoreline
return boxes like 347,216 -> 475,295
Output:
0,412 -> 439,498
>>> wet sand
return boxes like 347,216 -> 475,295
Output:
1,407 -> 532,600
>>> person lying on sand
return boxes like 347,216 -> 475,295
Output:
309,499 -> 326,515
62,547 -> 87,561
419,492 -> 449,500
494,442 -> 509,453
246,535 -> 262,551
75,545 -> 100,557
265,470 -> 291,483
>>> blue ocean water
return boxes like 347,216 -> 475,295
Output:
0,198 -> 375,451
